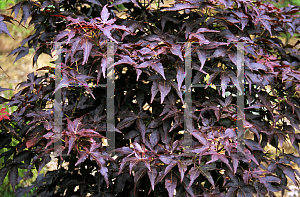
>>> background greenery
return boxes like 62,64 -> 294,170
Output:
0,1 -> 49,196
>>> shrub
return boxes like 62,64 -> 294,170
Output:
1,0 -> 300,196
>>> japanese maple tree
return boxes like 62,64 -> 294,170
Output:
0,0 -> 300,196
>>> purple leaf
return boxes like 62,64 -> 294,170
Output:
189,33 -> 210,45
101,5 -> 110,23
228,52 -> 237,66
77,129 -> 105,138
164,160 -> 178,177
134,167 -> 147,193
137,61 -> 166,80
75,151 -> 89,166
102,27 -> 117,42
170,44 -> 183,61
220,72 -> 231,97
10,2 -> 22,19
225,95 -> 232,106
175,64 -> 185,91
260,18 -> 272,36
101,57 -> 107,79
21,3 -> 30,25
99,167 -> 109,188
150,129 -> 160,147
67,135 -> 76,155
130,0 -> 141,7
115,147 -> 133,154
150,81 -> 159,103
188,167 -> 201,188
280,165 -> 297,186
247,62 -> 268,71
54,30 -> 75,43
163,3 -> 198,11
116,116 -> 138,130
209,48 -> 227,58
192,130 -> 208,146
67,117 -> 83,133
158,80 -> 171,104
136,91 -> 144,110
136,69 -> 142,81
147,168 -> 157,191
196,28 -> 220,33
159,155 -> 174,165
81,39 -> 92,65
165,172 -> 178,197
151,62 -> 166,80
115,55 -> 136,66
9,165 -> 18,191
196,49 -> 206,70
177,161 -> 188,182
170,81 -> 184,104
136,118 -> 146,143
191,147 -> 208,155
245,139 -> 265,152
0,20 -> 13,38
232,156 -> 239,174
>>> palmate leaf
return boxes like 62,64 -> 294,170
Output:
188,165 -> 215,189
54,30 -> 75,44
75,151 -> 89,166
170,44 -> 183,61
8,47 -> 29,64
65,117 -> 106,154
206,152 -> 232,172
0,108 -> 10,121
135,60 -> 166,80
158,80 -> 171,104
255,12 -> 272,36
0,15 -> 13,38
150,75 -> 184,103
53,70 -> 95,99
20,2 -> 30,25
67,117 -> 83,134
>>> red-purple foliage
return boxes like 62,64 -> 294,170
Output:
1,0 -> 300,196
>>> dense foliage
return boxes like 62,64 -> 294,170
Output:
1,0 -> 300,196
